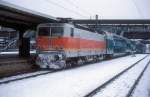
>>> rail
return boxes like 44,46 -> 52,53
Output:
84,55 -> 148,97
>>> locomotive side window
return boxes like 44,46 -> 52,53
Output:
51,27 -> 64,37
38,27 -> 50,36
38,26 -> 63,37
70,28 -> 74,37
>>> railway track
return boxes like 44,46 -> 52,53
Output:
84,55 -> 149,97
0,55 -> 147,86
0,58 -> 37,78
0,70 -> 52,84
0,60 -> 27,65
126,58 -> 150,97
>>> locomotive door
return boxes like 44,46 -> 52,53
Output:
49,27 -> 55,49
49,27 -> 52,49
76,29 -> 81,56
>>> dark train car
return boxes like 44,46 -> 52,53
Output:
105,32 -> 133,57
113,35 -> 128,56
135,41 -> 146,53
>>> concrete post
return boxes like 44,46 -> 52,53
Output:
19,30 -> 30,57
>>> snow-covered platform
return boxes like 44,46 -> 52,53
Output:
0,54 -> 149,97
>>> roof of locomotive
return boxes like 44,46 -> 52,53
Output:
37,23 -> 71,27
37,23 -> 96,33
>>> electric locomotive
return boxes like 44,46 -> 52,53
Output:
36,23 -> 106,69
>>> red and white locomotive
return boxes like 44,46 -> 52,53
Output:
36,23 -> 106,69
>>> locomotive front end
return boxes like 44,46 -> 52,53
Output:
36,51 -> 65,69
36,23 -> 66,69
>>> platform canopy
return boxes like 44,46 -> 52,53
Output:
0,1 -> 59,30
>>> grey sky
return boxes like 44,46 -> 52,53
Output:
2,0 -> 150,19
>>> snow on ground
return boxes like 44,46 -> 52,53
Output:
0,54 -> 147,97
93,54 -> 150,97
131,58 -> 150,97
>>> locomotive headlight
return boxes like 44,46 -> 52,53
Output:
53,54 -> 63,61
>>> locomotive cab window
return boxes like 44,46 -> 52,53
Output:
38,27 -> 64,37
38,27 -> 50,36
51,27 -> 64,37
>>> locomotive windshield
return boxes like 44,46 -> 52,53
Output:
38,27 -> 50,36
38,26 -> 64,37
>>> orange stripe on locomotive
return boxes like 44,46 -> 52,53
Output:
37,36 -> 106,51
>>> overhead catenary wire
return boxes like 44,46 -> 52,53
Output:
44,0 -> 89,18
53,0 -> 92,18
64,0 -> 92,17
